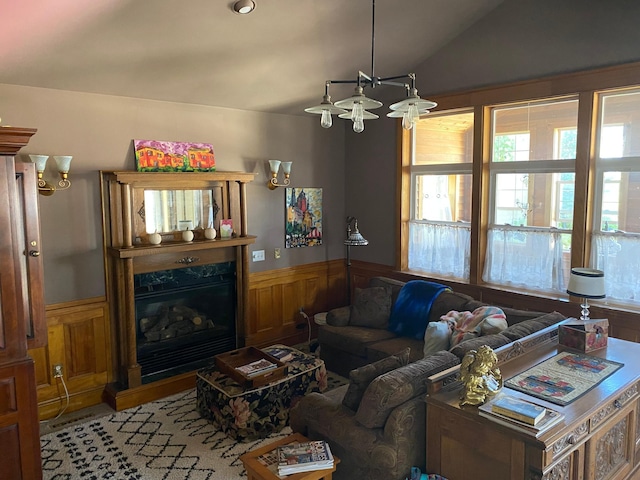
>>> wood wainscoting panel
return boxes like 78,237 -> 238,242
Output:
247,260 -> 347,347
30,297 -> 112,420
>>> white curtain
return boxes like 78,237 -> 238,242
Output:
592,233 -> 640,303
483,227 -> 565,292
409,222 -> 471,280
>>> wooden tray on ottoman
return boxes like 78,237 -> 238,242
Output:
215,347 -> 288,388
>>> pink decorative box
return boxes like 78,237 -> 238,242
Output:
558,318 -> 608,352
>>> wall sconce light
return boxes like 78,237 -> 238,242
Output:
28,154 -> 72,196
267,159 -> 292,190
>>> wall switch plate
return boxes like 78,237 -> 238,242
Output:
252,250 -> 265,262
274,248 -> 281,259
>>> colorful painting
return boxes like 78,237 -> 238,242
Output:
286,188 -> 322,248
134,139 -> 215,172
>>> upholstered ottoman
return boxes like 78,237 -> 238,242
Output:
197,344 -> 327,442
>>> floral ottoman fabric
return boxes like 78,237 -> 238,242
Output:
196,344 -> 327,442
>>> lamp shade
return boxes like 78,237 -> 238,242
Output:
567,268 -> 605,299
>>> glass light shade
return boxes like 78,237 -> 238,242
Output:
386,108 -> 429,118
28,154 -> 49,172
566,268 -> 606,298
304,97 -> 347,115
389,88 -> 437,111
338,110 -> 379,120
281,162 -> 292,175
334,86 -> 383,110
53,155 -> 72,173
268,159 -> 281,174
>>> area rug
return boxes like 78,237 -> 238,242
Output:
505,351 -> 623,406
41,371 -> 347,479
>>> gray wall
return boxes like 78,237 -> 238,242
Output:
1,84 -> 345,304
346,0 -> 640,267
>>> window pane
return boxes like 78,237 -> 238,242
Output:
597,171 -> 640,233
493,173 -> 575,228
599,89 -> 640,158
492,100 -> 579,161
415,174 -> 472,222
414,111 -> 474,165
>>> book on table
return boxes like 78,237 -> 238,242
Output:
478,394 -> 564,437
489,393 -> 547,425
235,358 -> 277,378
277,440 -> 334,475
268,347 -> 294,362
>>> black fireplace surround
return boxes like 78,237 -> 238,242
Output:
134,261 -> 237,383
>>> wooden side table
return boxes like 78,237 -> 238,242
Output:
240,432 -> 340,480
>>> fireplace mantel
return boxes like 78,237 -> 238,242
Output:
100,171 -> 256,409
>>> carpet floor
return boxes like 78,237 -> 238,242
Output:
40,366 -> 347,480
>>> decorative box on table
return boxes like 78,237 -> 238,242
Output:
214,346 -> 287,388
558,318 -> 608,352
196,344 -> 327,442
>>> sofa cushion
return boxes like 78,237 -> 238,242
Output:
350,286 -> 393,328
342,347 -> 411,411
423,321 -> 451,357
318,324 -> 397,357
388,280 -> 451,340
501,312 -> 566,340
355,350 -> 460,428
449,333 -> 512,360
369,276 -> 406,306
364,338 -> 424,364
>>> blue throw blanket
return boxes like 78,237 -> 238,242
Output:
387,280 -> 451,340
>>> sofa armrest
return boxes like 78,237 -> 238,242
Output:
326,306 -> 351,327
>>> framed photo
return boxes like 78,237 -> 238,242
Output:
285,188 -> 322,248
220,219 -> 233,238
134,139 -> 215,172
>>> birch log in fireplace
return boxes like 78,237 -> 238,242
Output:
100,171 -> 256,409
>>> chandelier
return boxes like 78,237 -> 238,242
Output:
305,0 -> 436,133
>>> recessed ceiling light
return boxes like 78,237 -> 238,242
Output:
233,0 -> 255,14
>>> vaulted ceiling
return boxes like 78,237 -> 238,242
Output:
0,0 -> 503,116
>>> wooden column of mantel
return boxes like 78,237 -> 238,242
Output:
101,171 -> 257,411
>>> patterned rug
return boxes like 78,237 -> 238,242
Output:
40,370 -> 348,480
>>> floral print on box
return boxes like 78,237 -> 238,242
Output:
196,344 -> 326,442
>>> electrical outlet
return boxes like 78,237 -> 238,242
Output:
53,364 -> 63,378
252,250 -> 265,262
274,248 -> 281,259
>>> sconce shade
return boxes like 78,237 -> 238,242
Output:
567,268 -> 606,298
29,154 -> 49,172
269,159 -> 281,174
53,155 -> 72,173
281,161 -> 292,175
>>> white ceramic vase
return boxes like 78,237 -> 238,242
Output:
182,230 -> 194,242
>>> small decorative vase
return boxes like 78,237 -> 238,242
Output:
182,230 -> 194,242
148,232 -> 162,245
204,227 -> 217,240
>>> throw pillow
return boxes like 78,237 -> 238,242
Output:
387,280 -> 451,340
423,321 -> 451,357
341,347 -> 410,411
350,286 -> 393,328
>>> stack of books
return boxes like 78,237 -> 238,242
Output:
277,440 -> 334,475
478,393 -> 564,437
235,358 -> 277,378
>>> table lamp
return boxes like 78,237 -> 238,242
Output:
566,267 -> 605,321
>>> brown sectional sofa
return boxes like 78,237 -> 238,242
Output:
290,276 -> 566,480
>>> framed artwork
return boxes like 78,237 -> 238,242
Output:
134,139 -> 215,172
285,188 -> 322,248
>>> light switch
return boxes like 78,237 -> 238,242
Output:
252,250 -> 265,262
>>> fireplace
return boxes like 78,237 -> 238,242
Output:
134,261 -> 237,383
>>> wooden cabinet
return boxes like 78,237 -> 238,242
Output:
100,171 -> 256,409
426,337 -> 640,480
0,127 -> 44,479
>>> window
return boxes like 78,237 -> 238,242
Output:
483,99 -> 578,292
408,110 -> 473,280
591,89 -> 640,303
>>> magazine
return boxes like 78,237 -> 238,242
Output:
277,440 -> 334,475
268,347 -> 293,362
235,358 -> 277,378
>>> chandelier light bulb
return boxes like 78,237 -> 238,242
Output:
353,119 -> 365,133
321,109 -> 332,128
352,102 -> 364,123
402,111 -> 413,130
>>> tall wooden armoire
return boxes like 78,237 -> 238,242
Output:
0,127 -> 46,479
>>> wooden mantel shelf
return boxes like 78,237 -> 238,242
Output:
108,235 -> 257,259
